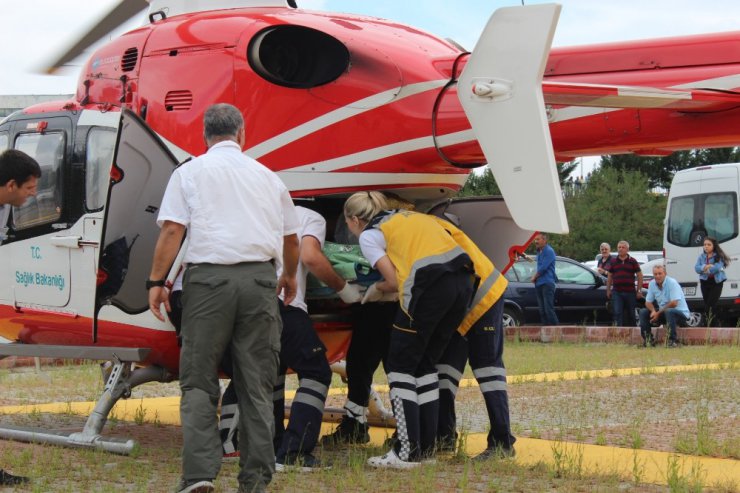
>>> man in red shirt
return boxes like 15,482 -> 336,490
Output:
606,240 -> 643,326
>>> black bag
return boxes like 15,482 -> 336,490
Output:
99,234 -> 138,298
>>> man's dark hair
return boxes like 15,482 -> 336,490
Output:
203,103 -> 244,141
0,150 -> 42,187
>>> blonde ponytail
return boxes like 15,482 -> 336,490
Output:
344,191 -> 389,222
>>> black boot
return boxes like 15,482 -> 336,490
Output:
320,416 -> 370,447
0,469 -> 29,486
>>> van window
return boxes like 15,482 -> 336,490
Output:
13,132 -> 64,230
667,192 -> 738,247
85,127 -> 116,211
0,133 -> 8,150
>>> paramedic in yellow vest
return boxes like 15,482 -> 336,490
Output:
344,191 -> 475,469
433,217 -> 516,460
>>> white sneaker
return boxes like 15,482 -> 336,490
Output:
367,449 -> 421,469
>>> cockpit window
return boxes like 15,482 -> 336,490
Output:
86,127 -> 117,211
248,25 -> 349,89
13,132 -> 64,230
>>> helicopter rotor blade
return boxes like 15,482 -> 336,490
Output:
42,0 -> 149,74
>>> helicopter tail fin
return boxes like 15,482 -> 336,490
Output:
457,3 -> 568,234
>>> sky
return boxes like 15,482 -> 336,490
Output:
3,0 -> 740,171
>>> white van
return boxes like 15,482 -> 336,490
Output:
663,163 -> 740,325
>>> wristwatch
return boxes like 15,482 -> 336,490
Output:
145,279 -> 166,290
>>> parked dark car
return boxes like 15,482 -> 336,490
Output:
502,256 -> 642,327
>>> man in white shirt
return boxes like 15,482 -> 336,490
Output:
0,149 -> 40,485
219,206 -> 362,470
147,104 -> 300,493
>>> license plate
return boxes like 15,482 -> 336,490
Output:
682,286 -> 696,296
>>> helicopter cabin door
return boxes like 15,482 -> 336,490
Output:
94,109 -> 179,340
6,117 -> 74,309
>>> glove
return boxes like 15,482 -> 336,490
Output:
337,282 -> 362,304
361,283 -> 384,304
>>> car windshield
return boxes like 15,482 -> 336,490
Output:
556,261 -> 596,284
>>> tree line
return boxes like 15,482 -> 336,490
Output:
457,148 -> 740,261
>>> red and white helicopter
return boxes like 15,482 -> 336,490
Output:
2,0 -> 740,453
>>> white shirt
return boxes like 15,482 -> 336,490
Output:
276,206 -> 326,312
157,141 -> 300,264
359,229 -> 387,267
0,204 -> 9,242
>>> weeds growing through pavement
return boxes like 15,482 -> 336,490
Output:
630,449 -> 646,484
595,432 -> 607,446
453,428 -> 469,461
625,416 -> 645,449
133,399 -> 147,425
550,439 -> 584,479
665,454 -> 706,493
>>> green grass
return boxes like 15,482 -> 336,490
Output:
501,341 -> 739,376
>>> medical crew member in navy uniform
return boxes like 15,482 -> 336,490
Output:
0,149 -> 40,486
434,218 -> 516,459
344,191 -> 475,469
148,104 -> 300,493
220,206 -> 363,470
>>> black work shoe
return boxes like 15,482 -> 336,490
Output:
0,469 -> 29,486
320,417 -> 370,447
472,446 -> 516,461
173,478 -> 214,493
667,340 -> 680,348
276,453 -> 331,472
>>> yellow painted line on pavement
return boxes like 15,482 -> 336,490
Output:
459,434 -> 740,487
316,424 -> 740,487
322,361 -> 738,397
1,363 -> 734,414
500,362 -> 738,386
0,396 -> 183,425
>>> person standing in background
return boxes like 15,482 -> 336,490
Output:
531,233 -> 558,325
596,242 -> 614,277
694,236 -> 730,326
606,240 -> 643,326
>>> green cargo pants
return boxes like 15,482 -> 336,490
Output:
179,261 -> 281,493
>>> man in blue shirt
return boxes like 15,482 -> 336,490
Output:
639,264 -> 689,347
531,233 -> 559,325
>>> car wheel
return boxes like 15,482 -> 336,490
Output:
685,311 -> 703,327
503,307 -> 522,328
